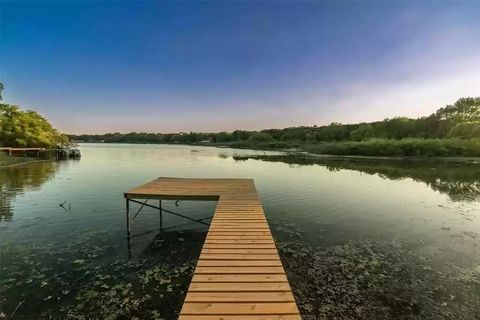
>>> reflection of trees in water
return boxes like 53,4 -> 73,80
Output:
430,180 -> 480,201
324,161 -> 480,202
0,161 -> 60,221
233,155 -> 480,201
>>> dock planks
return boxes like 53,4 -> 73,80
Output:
125,177 -> 301,320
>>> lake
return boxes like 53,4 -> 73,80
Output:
1,143 -> 479,319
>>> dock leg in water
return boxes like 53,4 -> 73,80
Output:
124,178 -> 301,319
159,200 -> 163,231
126,198 -> 130,237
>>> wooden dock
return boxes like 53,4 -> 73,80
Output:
125,177 -> 301,320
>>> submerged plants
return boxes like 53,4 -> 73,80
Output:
1,229 -> 205,319
273,221 -> 480,320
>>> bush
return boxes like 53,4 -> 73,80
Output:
449,122 -> 480,139
350,124 -> 374,141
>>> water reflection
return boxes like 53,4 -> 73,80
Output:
233,154 -> 480,201
0,161 -> 61,221
2,145 -> 479,319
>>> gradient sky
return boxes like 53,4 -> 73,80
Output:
1,1 -> 479,134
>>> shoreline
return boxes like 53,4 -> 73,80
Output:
76,142 -> 480,164
287,152 -> 480,164
0,158 -> 50,168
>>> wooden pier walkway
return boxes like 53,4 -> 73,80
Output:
125,177 -> 301,320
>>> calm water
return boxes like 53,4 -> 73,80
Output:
1,144 -> 480,319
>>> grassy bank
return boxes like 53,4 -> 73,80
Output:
0,153 -> 40,167
208,138 -> 480,157
300,138 -> 480,157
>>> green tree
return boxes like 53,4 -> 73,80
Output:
0,81 -> 4,100
0,104 -> 70,148
448,122 -> 480,139
215,132 -> 234,143
248,132 -> 274,144
350,124 -> 374,141
232,130 -> 252,141
435,97 -> 480,122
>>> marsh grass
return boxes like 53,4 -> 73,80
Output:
302,138 -> 480,157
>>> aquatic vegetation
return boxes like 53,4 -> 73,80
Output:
2,210 -> 479,319
0,230 -> 204,319
64,261 -> 195,319
217,152 -> 229,159
273,222 -> 480,320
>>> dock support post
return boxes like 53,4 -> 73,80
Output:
159,200 -> 163,231
126,198 -> 130,237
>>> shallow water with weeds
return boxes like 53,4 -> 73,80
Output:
1,144 -> 479,319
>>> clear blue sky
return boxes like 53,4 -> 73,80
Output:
1,1 -> 479,134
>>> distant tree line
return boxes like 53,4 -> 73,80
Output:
70,97 -> 480,145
